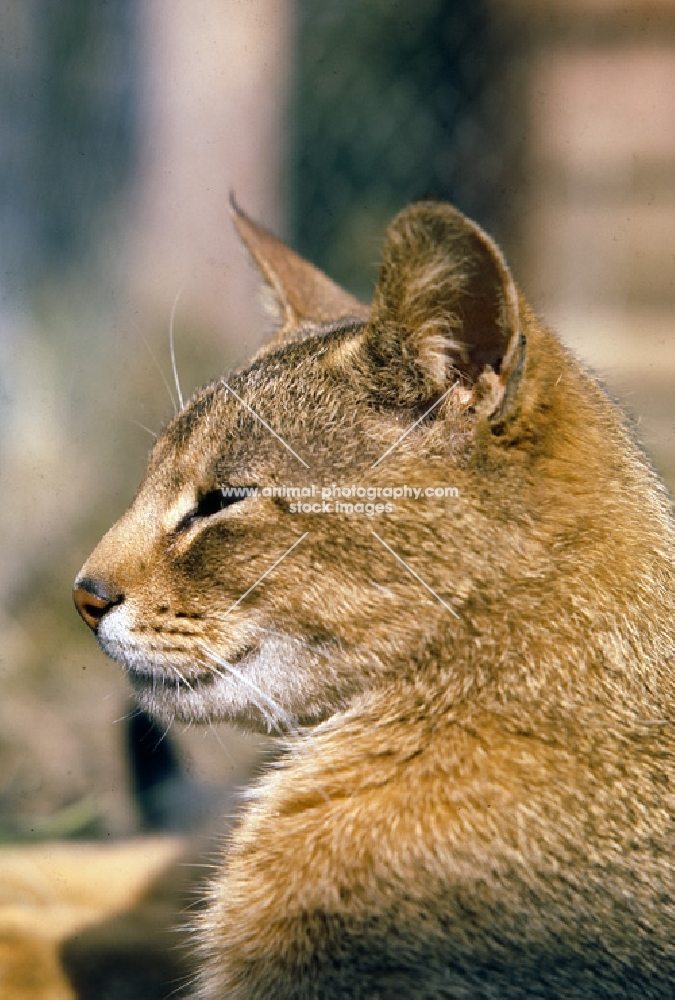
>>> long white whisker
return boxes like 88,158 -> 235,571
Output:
199,651 -> 330,803
201,651 -> 293,733
148,709 -> 175,748
203,662 -> 329,800
197,642 -> 299,739
112,704 -> 144,726
169,287 -> 185,411
139,329 -> 177,416
209,663 -> 279,735
171,664 -> 194,692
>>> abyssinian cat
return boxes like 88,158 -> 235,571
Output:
74,200 -> 675,998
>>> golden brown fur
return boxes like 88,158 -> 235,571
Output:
74,201 -> 675,997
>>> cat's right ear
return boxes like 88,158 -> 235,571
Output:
229,196 -> 368,347
337,202 -> 523,419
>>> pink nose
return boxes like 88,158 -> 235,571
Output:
73,578 -> 122,631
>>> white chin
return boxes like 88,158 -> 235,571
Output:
129,670 -> 273,731
98,616 -> 312,733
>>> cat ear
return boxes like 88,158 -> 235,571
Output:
229,195 -> 368,345
349,202 -> 522,414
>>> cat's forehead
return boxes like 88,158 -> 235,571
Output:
169,322 -> 364,432
142,385 -> 217,482
146,322 -> 362,478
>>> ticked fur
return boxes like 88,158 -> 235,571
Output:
75,201 -> 675,998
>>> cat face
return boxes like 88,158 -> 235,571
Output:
74,201 -> 526,731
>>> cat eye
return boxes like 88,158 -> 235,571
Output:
176,486 -> 257,532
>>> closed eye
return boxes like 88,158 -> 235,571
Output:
176,486 -> 257,532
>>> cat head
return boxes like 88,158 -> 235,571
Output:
74,200 -> 529,731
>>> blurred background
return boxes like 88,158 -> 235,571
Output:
0,0 -> 673,843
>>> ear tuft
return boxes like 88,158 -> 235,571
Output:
358,202 -> 521,408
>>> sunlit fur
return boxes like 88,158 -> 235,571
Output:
76,202 -> 675,998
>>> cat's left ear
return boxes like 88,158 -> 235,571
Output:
342,202 -> 522,417
230,196 -> 368,347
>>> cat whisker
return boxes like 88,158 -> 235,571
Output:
171,664 -> 195,693
169,287 -> 185,411
137,326 -> 178,416
165,972 -> 200,1000
200,655 -> 276,733
155,712 -> 176,749
197,647 -> 329,803
210,665 -> 284,738
197,641 -> 298,740
112,703 -> 145,726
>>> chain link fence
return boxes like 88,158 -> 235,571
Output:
292,0 -> 531,298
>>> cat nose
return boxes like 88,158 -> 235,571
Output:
73,577 -> 124,631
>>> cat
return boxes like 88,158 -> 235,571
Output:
74,199 -> 675,998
